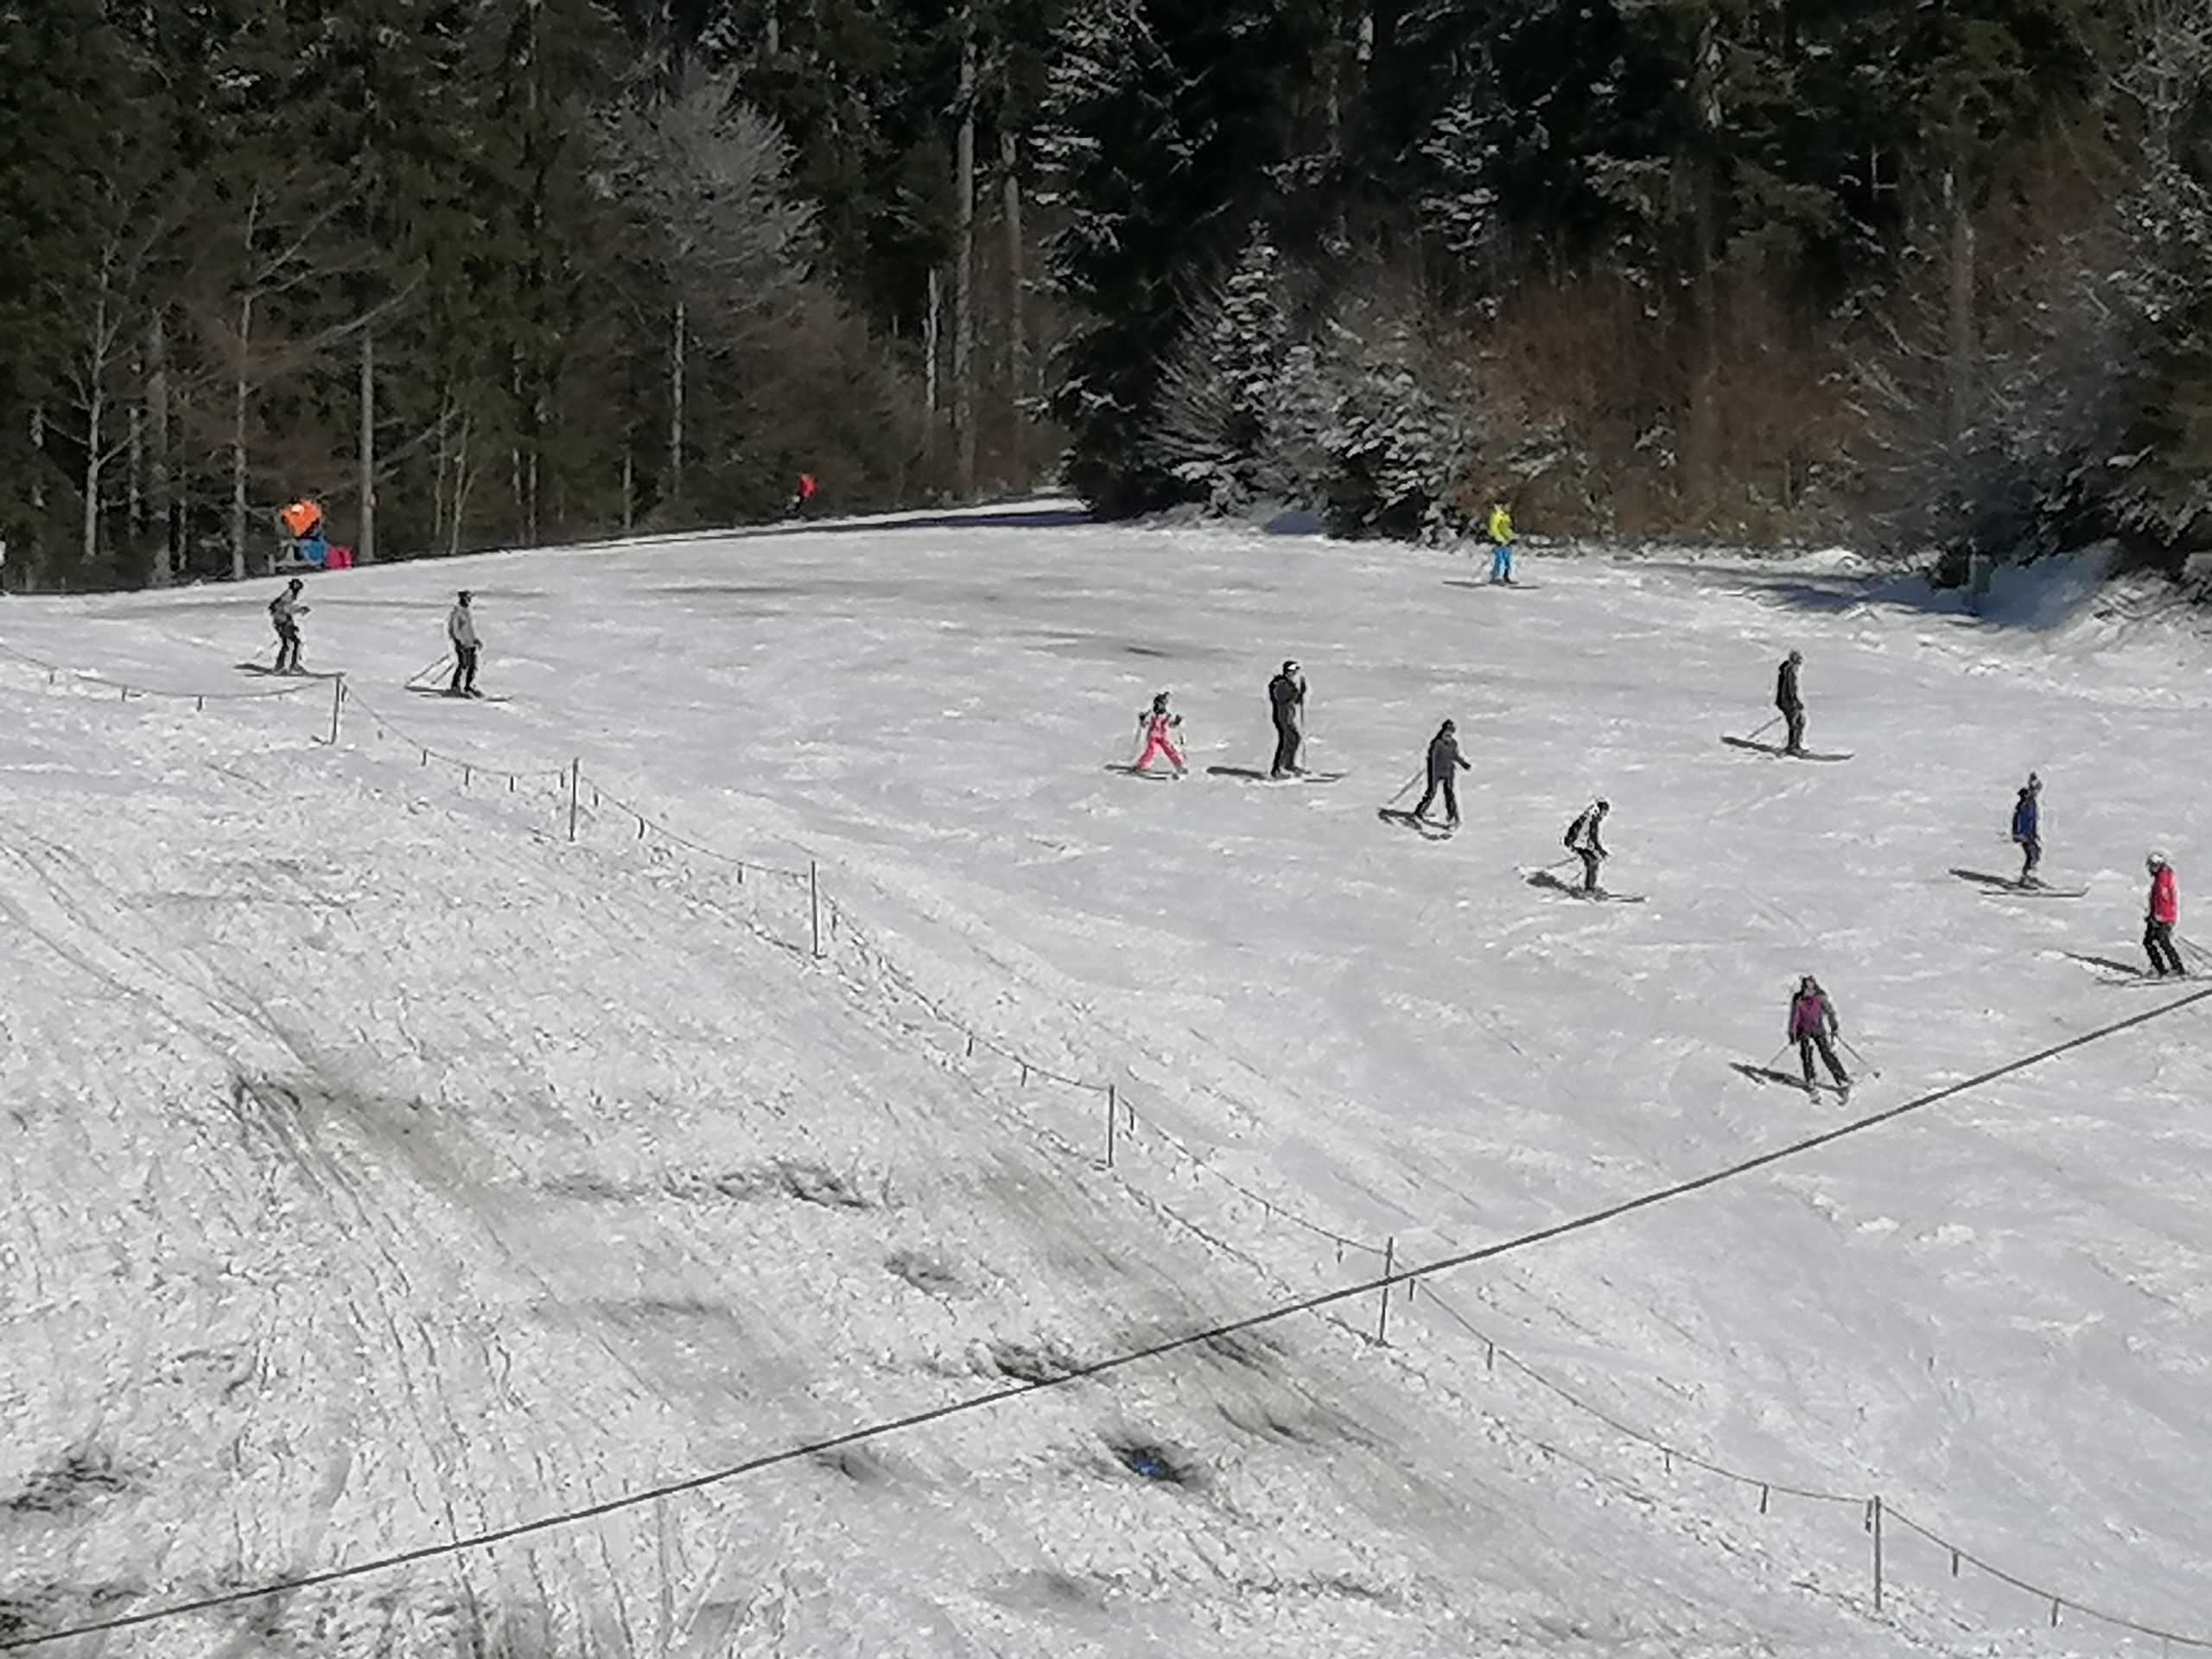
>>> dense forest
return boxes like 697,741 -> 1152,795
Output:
3,0 -> 2210,589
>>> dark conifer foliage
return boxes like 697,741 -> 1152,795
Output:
3,0 -> 2206,587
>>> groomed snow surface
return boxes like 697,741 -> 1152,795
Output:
1,512 -> 2208,1657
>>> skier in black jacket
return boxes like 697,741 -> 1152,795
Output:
1564,798 -> 1610,893
1775,650 -> 1806,754
1413,720 -> 1470,827
1268,660 -> 1306,778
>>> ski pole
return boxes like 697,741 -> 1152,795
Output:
1741,714 -> 1782,742
1387,767 -> 1423,806
1840,1036 -> 1881,1078
405,653 -> 452,688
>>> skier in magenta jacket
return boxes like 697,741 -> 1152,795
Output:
1132,692 -> 1186,777
2145,852 -> 2184,976
1787,976 -> 1851,1095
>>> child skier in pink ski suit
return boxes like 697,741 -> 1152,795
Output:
1133,692 -> 1186,776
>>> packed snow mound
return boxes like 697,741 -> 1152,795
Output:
2,521 -> 2209,1656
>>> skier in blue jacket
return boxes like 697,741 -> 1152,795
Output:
2011,773 -> 2042,887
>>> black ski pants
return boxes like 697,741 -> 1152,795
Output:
2018,835 -> 2042,883
2145,918 -> 2185,976
1798,1032 -> 1849,1088
1271,715 -> 1300,776
273,622 -> 302,672
1414,772 -> 1459,824
449,644 -> 480,693
1576,849 -> 1602,893
1780,703 -> 1806,753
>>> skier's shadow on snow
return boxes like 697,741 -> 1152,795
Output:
1526,870 -> 1578,894
1729,1062 -> 1823,1092
2058,949 -> 2147,977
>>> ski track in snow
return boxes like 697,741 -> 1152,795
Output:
1,519 -> 2209,1655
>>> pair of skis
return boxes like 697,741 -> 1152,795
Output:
2058,950 -> 2209,988
1103,761 -> 1346,785
1950,868 -> 2087,900
1522,866 -> 1643,904
233,662 -> 510,702
1732,1062 -> 1852,1101
1721,734 -> 1853,762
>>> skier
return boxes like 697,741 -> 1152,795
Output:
1486,500 -> 1516,584
1268,659 -> 1306,778
2011,773 -> 2043,887
269,577 -> 308,673
788,472 -> 817,517
1132,691 -> 1186,778
1413,720 -> 1470,828
447,589 -> 481,697
1564,798 -> 1610,893
1775,649 -> 1806,755
1787,976 -> 1851,1096
2145,852 -> 2185,977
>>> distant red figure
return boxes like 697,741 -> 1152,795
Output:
790,472 -> 817,517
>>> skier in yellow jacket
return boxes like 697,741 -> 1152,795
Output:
1486,501 -> 1516,584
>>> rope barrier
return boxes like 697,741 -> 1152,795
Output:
0,639 -> 321,702
7,654 -> 2210,1654
6,981 -> 2203,1653
1414,1281 -> 1863,1510
821,894 -> 1389,1257
579,779 -> 810,883
1885,1507 -> 2212,1649
345,691 -> 569,788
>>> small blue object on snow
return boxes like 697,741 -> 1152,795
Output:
1120,1446 -> 1178,1481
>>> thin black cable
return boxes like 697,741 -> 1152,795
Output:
8,985 -> 2204,1652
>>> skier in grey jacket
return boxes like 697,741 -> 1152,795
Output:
447,591 -> 481,697
269,578 -> 308,673
1413,720 -> 1470,827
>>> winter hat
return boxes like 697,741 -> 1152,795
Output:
1787,649 -> 1802,664
457,589 -> 473,603
2149,850 -> 2171,869
1282,659 -> 1299,674
287,576 -> 303,590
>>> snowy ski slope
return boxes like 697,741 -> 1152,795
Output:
1,512 -> 2209,1656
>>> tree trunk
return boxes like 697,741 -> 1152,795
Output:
925,266 -> 941,416
80,298 -> 106,571
358,326 -> 377,563
1943,160 -> 1977,444
1001,125 -> 1026,467
953,3 -> 978,499
1684,12 -> 1723,511
432,392 -> 450,549
449,414 -> 474,556
231,290 -> 254,582
148,312 -> 171,586
126,403 -> 143,546
622,446 -> 636,531
669,300 -> 686,506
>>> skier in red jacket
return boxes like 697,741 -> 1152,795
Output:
2145,852 -> 2185,976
